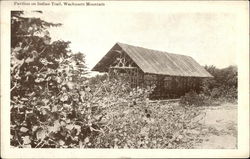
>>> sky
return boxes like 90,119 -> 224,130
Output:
22,1 -> 246,75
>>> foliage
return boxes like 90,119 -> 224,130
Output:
10,11 -> 88,148
95,101 -> 205,149
202,65 -> 238,103
179,90 -> 206,107
11,73 -> 204,148
88,73 -> 108,89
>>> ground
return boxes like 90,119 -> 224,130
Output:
194,103 -> 237,149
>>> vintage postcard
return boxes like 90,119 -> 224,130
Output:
1,0 -> 249,158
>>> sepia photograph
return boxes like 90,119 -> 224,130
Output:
1,0 -> 249,158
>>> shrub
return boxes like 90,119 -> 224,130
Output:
202,65 -> 238,103
10,75 -> 154,148
179,90 -> 205,107
95,101 -> 204,149
11,74 -> 204,148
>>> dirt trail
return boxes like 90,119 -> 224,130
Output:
195,103 -> 237,149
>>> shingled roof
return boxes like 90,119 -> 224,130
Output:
92,42 -> 213,78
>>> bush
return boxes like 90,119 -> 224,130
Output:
202,65 -> 238,103
179,90 -> 205,107
11,75 -> 204,148
96,101 -> 204,149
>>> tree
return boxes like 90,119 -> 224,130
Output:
10,11 -> 89,148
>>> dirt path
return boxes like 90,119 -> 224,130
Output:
195,103 -> 237,149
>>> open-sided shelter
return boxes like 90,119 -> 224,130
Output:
92,42 -> 212,99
